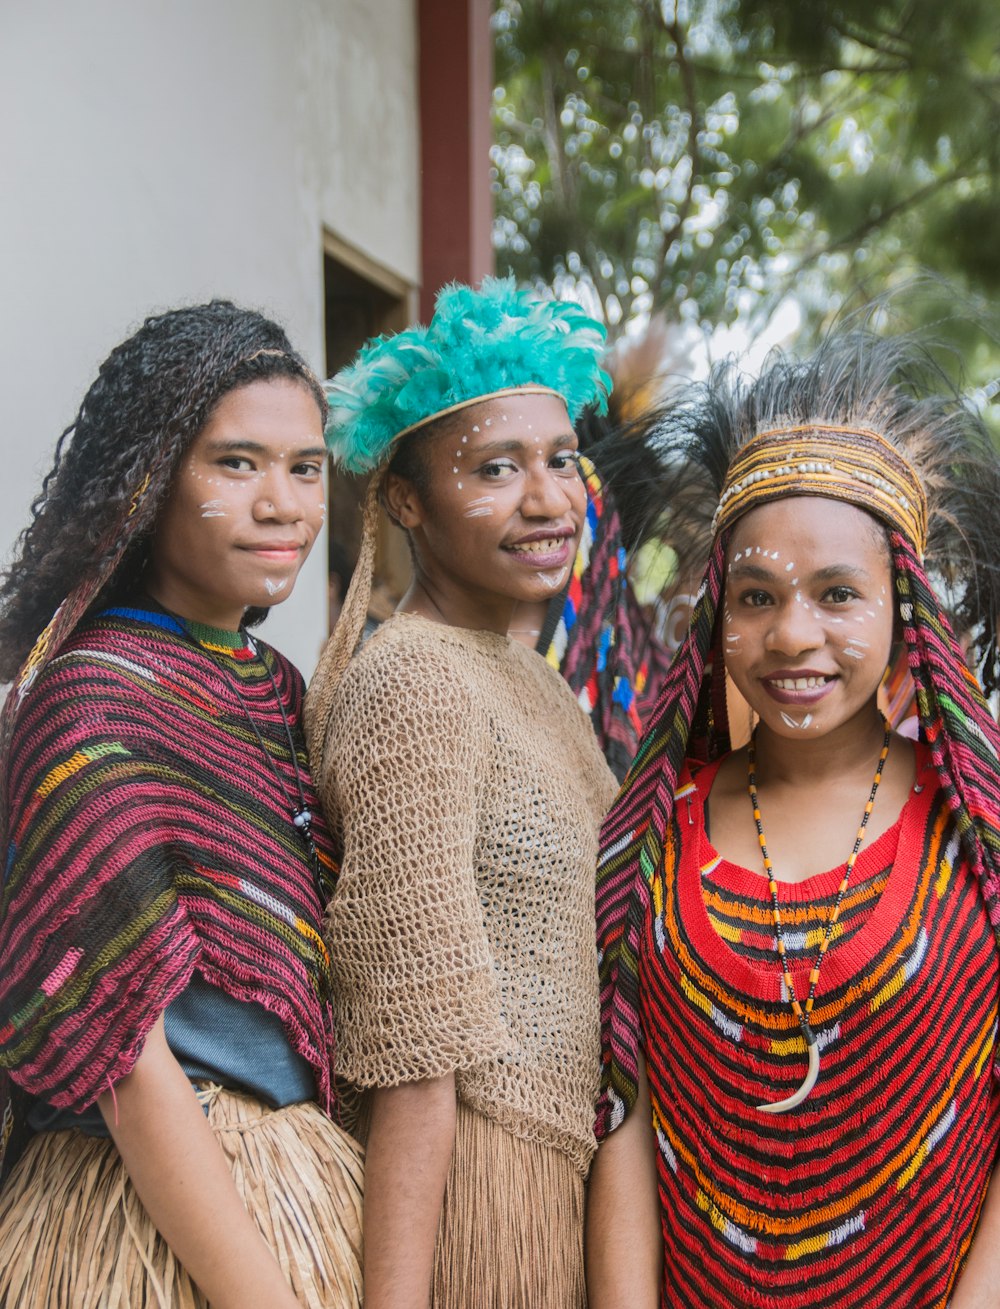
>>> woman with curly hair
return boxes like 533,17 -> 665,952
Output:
0,301 -> 363,1308
305,277 -> 618,1308
587,332 -> 1000,1308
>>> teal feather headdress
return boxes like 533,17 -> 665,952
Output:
325,276 -> 612,473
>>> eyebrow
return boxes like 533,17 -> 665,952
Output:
472,434 -> 577,456
204,438 -> 327,458
728,562 -> 873,582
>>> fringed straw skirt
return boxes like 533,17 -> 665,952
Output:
0,1085 -> 364,1308
431,1102 -> 586,1309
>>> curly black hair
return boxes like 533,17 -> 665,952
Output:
0,299 -> 327,685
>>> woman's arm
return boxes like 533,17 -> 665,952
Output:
361,1073 -> 457,1309
585,1060 -> 662,1309
98,1014 -> 300,1309
950,1164 -> 1000,1309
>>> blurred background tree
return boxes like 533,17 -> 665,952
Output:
492,0 -> 1000,402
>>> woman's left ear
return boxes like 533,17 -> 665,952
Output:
382,472 -> 425,530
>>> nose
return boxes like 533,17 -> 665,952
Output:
252,468 -> 303,523
764,597 -> 824,656
521,460 -> 578,521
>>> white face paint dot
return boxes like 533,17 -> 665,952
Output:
452,467 -> 459,474
472,425 -> 480,433
785,561 -> 795,572
457,482 -> 463,490
485,418 -> 492,426
461,434 -> 468,443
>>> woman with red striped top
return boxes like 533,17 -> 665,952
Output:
587,332 -> 1000,1308
0,302 -> 363,1308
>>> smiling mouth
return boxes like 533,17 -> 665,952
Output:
769,675 -> 834,690
507,537 -> 568,555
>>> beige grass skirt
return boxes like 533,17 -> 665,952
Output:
431,1103 -> 586,1309
0,1085 -> 364,1308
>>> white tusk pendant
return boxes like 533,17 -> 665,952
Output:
756,1031 -> 820,1114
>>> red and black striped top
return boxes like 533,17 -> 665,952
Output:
0,607 -> 339,1120
641,743 -> 1000,1307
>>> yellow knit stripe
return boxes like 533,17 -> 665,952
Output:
36,743 -> 130,798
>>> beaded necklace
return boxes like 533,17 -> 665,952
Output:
746,716 -> 891,1113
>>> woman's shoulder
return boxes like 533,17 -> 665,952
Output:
326,613 -> 494,735
338,613 -> 511,695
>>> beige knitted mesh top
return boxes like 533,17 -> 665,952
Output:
313,612 -> 617,1174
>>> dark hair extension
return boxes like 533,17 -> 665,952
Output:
0,300 -> 327,685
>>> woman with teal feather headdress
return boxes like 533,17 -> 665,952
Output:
305,277 -> 618,1309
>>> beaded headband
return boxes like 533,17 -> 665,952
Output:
712,424 -> 928,555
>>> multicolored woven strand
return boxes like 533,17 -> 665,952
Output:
539,456 -> 643,783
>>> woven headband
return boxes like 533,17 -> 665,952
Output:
386,385 -> 563,448
712,424 -> 928,556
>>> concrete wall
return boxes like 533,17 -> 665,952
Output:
0,0 -> 419,675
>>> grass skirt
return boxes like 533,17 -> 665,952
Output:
431,1103 -> 586,1309
0,1086 -> 364,1308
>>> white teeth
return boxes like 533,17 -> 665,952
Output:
510,538 -> 562,554
772,676 -> 830,690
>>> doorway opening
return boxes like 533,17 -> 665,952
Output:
323,233 -> 416,633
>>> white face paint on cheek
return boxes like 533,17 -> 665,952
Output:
464,495 -> 495,519
264,578 -> 288,595
200,500 -> 226,518
785,561 -> 795,572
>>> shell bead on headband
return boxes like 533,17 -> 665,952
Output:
712,424 -> 929,557
323,275 -> 612,473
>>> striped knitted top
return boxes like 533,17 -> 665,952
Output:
0,606 -> 339,1120
642,743 -> 1000,1307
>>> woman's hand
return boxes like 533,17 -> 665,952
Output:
361,1073 -> 458,1309
585,1060 -> 662,1308
98,1014 -> 301,1309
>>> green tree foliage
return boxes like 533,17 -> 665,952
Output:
492,0 -> 1000,364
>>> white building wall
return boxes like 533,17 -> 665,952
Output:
0,0 -> 419,675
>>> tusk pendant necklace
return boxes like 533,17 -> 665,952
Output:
747,718 -> 891,1113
